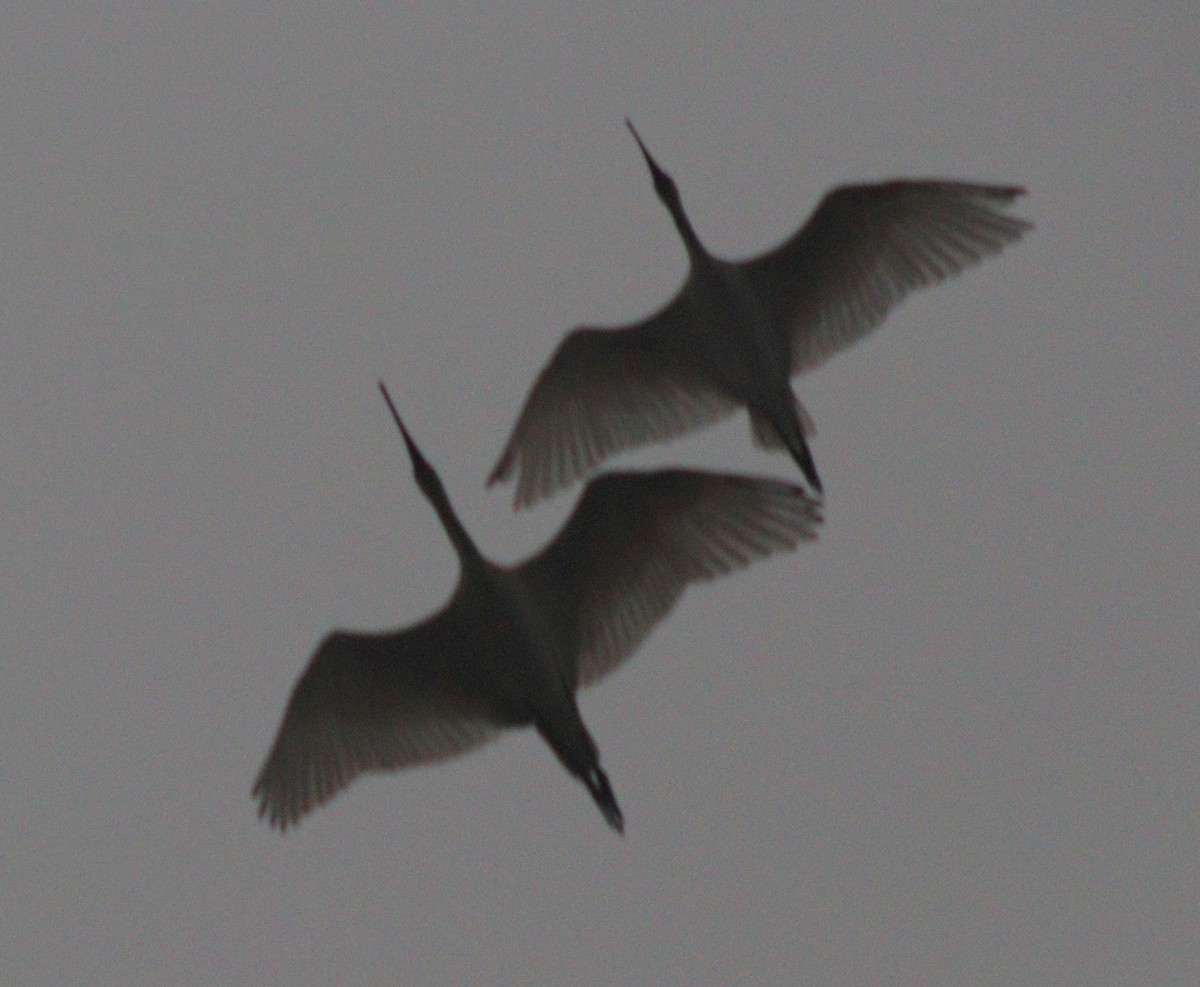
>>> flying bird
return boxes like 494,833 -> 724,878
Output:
489,119 -> 1032,508
253,382 -> 822,834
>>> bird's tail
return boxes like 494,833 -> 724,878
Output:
750,395 -> 823,495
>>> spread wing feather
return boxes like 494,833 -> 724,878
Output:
742,180 -> 1031,375
488,298 -> 736,509
252,610 -> 497,832
520,470 -> 822,688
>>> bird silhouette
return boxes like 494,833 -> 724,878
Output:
253,381 -> 822,833
489,119 -> 1032,508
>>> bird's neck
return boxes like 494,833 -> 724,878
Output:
427,486 -> 484,569
666,202 -> 708,265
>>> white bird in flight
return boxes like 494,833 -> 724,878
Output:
489,120 -> 1032,508
253,382 -> 822,834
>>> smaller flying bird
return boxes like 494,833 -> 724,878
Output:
489,120 -> 1032,508
252,382 -> 822,834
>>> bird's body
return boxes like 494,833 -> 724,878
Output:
252,383 -> 822,834
684,253 -> 804,462
489,120 -> 1033,508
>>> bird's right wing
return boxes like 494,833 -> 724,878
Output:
488,297 -> 737,509
252,609 -> 497,832
520,470 -> 822,688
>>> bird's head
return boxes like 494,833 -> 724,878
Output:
625,118 -> 681,212
378,382 -> 447,507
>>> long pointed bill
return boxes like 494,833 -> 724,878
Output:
378,380 -> 427,472
625,118 -> 666,182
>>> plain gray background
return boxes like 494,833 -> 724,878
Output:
3,5 -> 1197,985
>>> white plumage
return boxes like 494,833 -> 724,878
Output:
489,120 -> 1032,508
253,382 -> 822,833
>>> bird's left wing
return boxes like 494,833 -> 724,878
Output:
520,470 -> 822,688
252,608 -> 497,832
741,180 -> 1032,376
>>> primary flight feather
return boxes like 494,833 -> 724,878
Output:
253,382 -> 822,833
489,120 -> 1032,508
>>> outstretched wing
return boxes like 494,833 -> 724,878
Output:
252,609 -> 497,832
488,297 -> 736,510
742,180 -> 1032,375
520,470 -> 822,688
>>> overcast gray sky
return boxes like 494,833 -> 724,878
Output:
3,5 -> 1197,985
